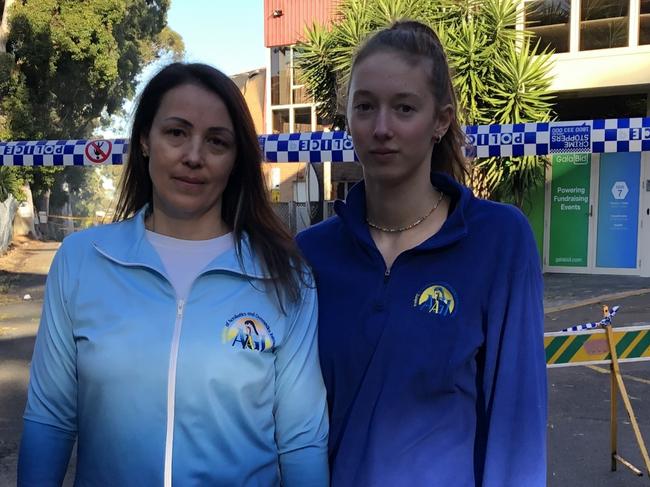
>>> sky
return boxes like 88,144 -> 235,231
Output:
167,0 -> 267,75
100,0 -> 268,137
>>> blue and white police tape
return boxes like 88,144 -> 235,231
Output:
1,117 -> 649,166
0,139 -> 128,166
562,305 -> 620,332
465,118 -> 650,158
260,131 -> 357,163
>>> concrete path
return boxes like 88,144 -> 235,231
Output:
544,272 -> 650,312
0,239 -> 70,486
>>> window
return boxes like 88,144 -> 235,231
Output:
271,47 -> 291,105
292,61 -> 310,105
580,0 -> 629,50
272,109 -> 290,134
268,46 -> 332,135
294,107 -> 312,133
641,0 -> 650,45
525,0 -> 571,53
292,84 -> 310,105
554,93 -> 648,120
272,46 -> 310,105
523,1 -> 649,52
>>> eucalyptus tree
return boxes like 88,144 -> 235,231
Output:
0,0 -> 183,208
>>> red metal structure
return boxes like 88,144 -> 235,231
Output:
264,0 -> 340,47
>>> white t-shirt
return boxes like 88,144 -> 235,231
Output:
145,230 -> 234,299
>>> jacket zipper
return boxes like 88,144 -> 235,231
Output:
164,298 -> 185,487
92,243 -> 267,483
373,267 -> 391,312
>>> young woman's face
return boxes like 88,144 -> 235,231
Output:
142,83 -> 237,222
346,50 -> 449,185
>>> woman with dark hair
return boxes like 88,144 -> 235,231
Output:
18,63 -> 329,486
297,21 -> 546,486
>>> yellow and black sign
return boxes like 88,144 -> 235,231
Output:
545,325 -> 650,367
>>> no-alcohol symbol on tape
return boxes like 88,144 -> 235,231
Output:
84,140 -> 112,164
611,181 -> 629,200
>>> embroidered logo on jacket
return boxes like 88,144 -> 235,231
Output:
414,284 -> 457,317
222,312 -> 275,352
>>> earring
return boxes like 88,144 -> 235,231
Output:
142,148 -> 149,158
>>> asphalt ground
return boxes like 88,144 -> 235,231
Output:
1,244 -> 649,486
0,240 -> 75,486
545,289 -> 650,487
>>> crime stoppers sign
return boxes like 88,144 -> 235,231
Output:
84,140 -> 113,164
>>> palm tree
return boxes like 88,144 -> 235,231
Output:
295,0 -> 555,209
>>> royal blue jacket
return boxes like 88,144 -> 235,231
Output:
19,207 -> 329,486
297,173 -> 547,487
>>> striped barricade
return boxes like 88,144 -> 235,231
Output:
547,306 -> 650,477
545,324 -> 650,368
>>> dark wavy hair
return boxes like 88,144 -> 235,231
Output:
348,20 -> 469,182
115,62 -> 306,307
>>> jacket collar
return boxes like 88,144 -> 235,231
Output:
335,172 -> 470,252
91,206 -> 267,279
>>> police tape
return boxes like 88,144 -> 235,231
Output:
1,117 -> 649,166
545,324 -> 650,368
0,139 -> 128,166
465,117 -> 650,158
561,305 -> 620,332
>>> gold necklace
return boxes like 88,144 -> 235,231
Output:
366,187 -> 444,233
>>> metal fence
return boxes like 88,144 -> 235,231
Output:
271,201 -> 337,235
0,196 -> 18,253
9,201 -> 338,242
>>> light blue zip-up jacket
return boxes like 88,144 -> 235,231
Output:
20,208 -> 329,486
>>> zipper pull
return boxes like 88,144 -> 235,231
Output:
177,299 -> 185,318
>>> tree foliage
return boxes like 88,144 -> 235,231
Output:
0,0 -> 183,204
296,0 -> 555,208
49,166 -> 120,220
2,0 -> 183,139
0,166 -> 23,201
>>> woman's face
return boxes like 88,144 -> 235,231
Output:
346,50 -> 450,185
141,83 -> 237,223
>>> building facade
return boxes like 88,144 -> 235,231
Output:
263,0 -> 360,221
522,0 -> 650,276
258,0 -> 650,276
